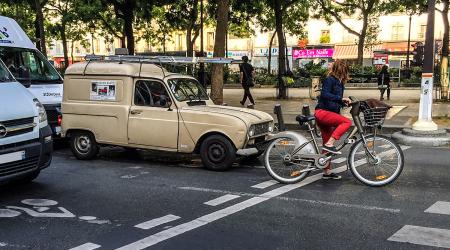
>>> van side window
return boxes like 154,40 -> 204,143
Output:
134,80 -> 170,107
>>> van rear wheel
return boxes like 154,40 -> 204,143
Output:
200,135 -> 236,171
70,131 -> 99,160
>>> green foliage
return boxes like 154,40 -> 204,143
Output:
0,1 -> 35,38
319,33 -> 330,44
295,61 -> 328,78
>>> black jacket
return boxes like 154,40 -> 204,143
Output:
377,72 -> 390,86
316,76 -> 344,114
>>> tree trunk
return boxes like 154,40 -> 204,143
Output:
441,0 -> 449,99
357,15 -> 369,66
406,15 -> 412,68
34,0 -> 47,57
186,28 -> 193,57
61,22 -> 69,70
210,0 -> 229,105
274,0 -> 287,99
123,2 -> 135,55
120,36 -> 126,48
268,31 -> 277,74
71,40 -> 74,64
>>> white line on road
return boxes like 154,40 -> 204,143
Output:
331,157 -> 346,164
115,165 -> 348,250
251,180 -> 278,189
204,194 -> 240,206
425,201 -> 450,216
68,243 -> 101,250
388,225 -> 450,249
135,214 -> 181,230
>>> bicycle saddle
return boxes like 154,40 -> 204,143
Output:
296,115 -> 315,123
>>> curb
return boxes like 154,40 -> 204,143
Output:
221,85 -> 420,90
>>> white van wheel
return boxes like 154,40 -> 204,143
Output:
70,131 -> 99,160
200,135 -> 236,171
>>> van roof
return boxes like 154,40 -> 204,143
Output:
65,61 -> 172,79
0,16 -> 36,50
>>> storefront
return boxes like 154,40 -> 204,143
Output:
252,47 -> 293,73
292,46 -> 334,69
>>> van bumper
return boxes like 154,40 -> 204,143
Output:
0,125 -> 53,182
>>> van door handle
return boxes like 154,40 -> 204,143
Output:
130,110 -> 142,115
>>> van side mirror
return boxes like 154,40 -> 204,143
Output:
159,95 -> 172,110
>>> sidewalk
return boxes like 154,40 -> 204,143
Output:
221,88 -> 450,132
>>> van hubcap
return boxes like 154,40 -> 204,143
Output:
76,136 -> 91,154
208,143 -> 226,163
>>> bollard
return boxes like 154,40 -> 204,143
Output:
274,104 -> 285,132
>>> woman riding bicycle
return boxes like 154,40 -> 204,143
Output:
315,60 -> 352,180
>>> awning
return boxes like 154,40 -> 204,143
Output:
333,44 -> 383,59
383,41 -> 410,53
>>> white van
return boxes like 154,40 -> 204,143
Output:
0,16 -> 63,137
0,59 -> 53,183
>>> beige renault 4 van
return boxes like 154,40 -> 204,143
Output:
61,57 -> 274,171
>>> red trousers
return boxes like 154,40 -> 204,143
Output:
314,109 -> 352,144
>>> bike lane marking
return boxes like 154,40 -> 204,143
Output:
388,225 -> 450,249
68,242 -> 101,250
425,201 -> 450,216
204,195 -> 240,206
114,165 -> 347,250
135,215 -> 181,230
73,146 -> 410,249
251,180 -> 278,189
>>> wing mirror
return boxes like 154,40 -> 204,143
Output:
160,95 -> 173,110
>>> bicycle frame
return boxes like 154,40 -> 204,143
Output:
288,101 -> 378,169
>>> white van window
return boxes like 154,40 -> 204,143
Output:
134,80 -> 170,107
168,78 -> 208,102
0,59 -> 15,83
0,47 -> 61,84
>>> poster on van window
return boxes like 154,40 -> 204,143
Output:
90,80 -> 116,101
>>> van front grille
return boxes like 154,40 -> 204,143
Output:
0,117 -> 36,138
0,156 -> 39,177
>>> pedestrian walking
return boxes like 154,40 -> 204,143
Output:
377,65 -> 391,101
314,59 -> 352,180
239,56 -> 255,106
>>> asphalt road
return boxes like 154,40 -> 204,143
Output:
1,142 -> 450,250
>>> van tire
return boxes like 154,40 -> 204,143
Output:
200,135 -> 236,171
70,131 -> 99,160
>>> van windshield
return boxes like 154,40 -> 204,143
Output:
0,59 -> 15,83
168,78 -> 209,102
0,47 -> 62,84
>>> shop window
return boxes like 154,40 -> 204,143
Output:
418,24 -> 427,40
391,23 -> 405,40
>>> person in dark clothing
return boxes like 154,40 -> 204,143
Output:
314,59 -> 352,180
377,65 -> 391,101
239,56 -> 255,106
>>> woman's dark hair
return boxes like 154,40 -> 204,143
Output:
381,65 -> 389,74
242,56 -> 249,63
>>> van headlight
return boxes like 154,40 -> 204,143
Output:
33,98 -> 47,123
268,122 -> 274,132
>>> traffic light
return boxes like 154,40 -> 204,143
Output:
412,42 -> 424,67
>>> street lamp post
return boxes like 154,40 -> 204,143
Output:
199,0 -> 206,88
412,0 -> 438,131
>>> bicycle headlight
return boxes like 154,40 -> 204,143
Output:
33,98 -> 47,123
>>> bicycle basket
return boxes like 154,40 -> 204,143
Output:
360,104 -> 389,127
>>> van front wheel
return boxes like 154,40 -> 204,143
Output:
200,135 -> 236,171
70,131 -> 99,160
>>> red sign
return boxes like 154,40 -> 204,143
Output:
293,49 -> 334,59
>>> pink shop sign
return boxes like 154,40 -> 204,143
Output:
293,49 -> 334,59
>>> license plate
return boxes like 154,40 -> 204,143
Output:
0,151 -> 26,164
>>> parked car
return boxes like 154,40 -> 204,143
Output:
61,57 -> 274,171
0,59 -> 52,183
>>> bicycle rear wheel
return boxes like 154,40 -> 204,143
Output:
348,135 -> 404,187
264,137 -> 313,184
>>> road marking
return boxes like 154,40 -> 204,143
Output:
115,165 -> 348,250
251,180 -> 278,189
135,214 -> 181,230
388,225 -> 450,248
425,201 -> 450,216
331,157 -> 346,164
204,194 -> 240,206
69,243 -> 101,250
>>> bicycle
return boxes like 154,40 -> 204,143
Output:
264,96 -> 404,187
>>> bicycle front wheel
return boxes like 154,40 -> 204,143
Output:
348,135 -> 404,187
264,137 -> 312,184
